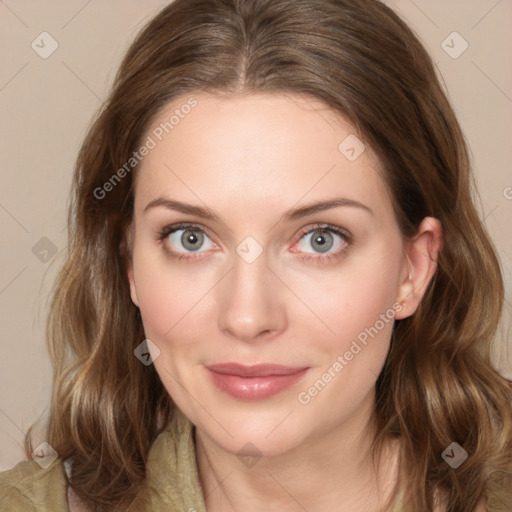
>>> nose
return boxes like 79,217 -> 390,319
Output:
216,251 -> 287,343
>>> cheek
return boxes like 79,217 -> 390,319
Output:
289,250 -> 401,355
293,259 -> 398,417
132,247 -> 210,341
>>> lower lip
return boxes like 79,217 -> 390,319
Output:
207,368 -> 309,400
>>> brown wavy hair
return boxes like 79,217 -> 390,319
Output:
26,0 -> 512,510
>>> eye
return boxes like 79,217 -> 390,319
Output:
293,224 -> 351,263
158,222 -> 351,263
159,223 -> 217,260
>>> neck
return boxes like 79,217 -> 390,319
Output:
195,391 -> 400,512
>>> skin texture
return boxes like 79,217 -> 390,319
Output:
127,92 -> 442,511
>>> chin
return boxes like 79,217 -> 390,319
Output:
191,404 -> 315,458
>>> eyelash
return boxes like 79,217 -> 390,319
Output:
157,222 -> 352,263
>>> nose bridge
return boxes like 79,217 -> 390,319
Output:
216,247 -> 285,341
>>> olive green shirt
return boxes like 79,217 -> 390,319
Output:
0,408 -> 206,512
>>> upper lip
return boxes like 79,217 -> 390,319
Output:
206,363 -> 308,377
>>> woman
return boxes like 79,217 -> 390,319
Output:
1,0 -> 511,510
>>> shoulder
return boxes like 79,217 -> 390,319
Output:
0,458 -> 69,511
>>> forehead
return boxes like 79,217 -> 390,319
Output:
134,92 -> 392,224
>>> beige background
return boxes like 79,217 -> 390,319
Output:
1,0 -> 511,471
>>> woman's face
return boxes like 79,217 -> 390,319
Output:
127,92 -> 415,457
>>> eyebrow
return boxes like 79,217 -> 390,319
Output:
143,197 -> 374,221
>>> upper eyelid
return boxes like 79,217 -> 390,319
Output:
300,224 -> 350,238
160,223 -> 216,244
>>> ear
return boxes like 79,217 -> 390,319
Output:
394,217 -> 443,320
127,259 -> 140,308
124,224 -> 140,308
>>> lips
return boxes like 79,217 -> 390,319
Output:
206,363 -> 309,400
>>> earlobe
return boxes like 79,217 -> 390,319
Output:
395,217 -> 443,320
